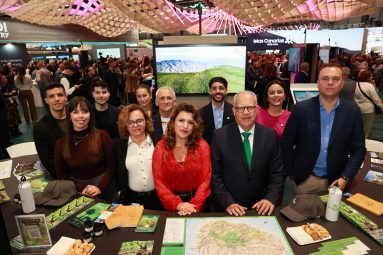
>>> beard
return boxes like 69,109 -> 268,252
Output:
211,93 -> 226,103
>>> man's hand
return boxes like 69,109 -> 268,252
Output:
329,178 -> 348,191
81,185 -> 101,197
252,199 -> 275,215
226,203 -> 247,216
176,202 -> 196,216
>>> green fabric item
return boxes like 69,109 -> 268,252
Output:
241,132 -> 252,169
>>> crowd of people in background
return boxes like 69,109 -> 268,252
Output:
0,49 -> 377,215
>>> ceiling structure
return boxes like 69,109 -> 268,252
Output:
0,0 -> 383,37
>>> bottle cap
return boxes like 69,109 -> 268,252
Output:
20,175 -> 27,182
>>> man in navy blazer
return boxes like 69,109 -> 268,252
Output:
199,77 -> 235,144
281,63 -> 366,195
211,91 -> 285,216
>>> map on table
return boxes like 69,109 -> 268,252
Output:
161,216 -> 293,255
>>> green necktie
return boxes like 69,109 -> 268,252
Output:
241,132 -> 252,169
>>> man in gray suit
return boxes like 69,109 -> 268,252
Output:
340,67 -> 356,103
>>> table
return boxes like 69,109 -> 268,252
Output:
1,154 -> 382,255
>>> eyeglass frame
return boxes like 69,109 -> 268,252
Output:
234,105 -> 257,113
127,118 -> 145,127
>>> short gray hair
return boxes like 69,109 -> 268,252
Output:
342,67 -> 350,77
155,86 -> 176,98
233,90 -> 257,106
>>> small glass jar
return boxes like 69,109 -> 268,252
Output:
84,221 -> 94,232
93,224 -> 103,237
82,231 -> 92,243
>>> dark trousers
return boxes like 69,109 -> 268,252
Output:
119,188 -> 163,210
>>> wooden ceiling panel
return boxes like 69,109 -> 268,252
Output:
0,0 -> 382,37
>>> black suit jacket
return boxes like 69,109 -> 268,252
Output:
211,122 -> 285,210
281,96 -> 366,185
114,133 -> 161,194
152,112 -> 164,139
33,113 -> 65,179
199,102 -> 235,144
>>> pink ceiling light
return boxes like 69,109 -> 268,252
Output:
165,0 -> 266,34
70,0 -> 101,16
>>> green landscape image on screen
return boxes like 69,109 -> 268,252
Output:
157,65 -> 245,94
155,45 -> 246,94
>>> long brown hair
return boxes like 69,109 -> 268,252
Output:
16,66 -> 26,84
117,104 -> 153,139
62,96 -> 100,159
164,103 -> 203,150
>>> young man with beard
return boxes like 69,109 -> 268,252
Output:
199,77 -> 235,144
33,83 -> 67,179
91,80 -> 120,139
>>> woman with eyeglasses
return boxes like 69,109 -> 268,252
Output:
114,104 -> 163,209
152,103 -> 211,215
54,96 -> 116,201
256,80 -> 291,139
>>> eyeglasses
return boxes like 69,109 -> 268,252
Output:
319,76 -> 342,82
235,105 -> 257,113
127,118 -> 145,127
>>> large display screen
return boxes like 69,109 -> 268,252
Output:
96,48 -> 121,58
269,28 -> 365,52
288,48 -> 305,72
154,44 -> 246,94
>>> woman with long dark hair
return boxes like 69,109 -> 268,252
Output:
0,74 -> 21,136
54,96 -> 116,201
256,80 -> 291,139
152,103 -> 211,215
254,63 -> 279,108
14,66 -> 38,124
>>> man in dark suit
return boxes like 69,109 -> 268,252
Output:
152,87 -> 176,138
294,62 -> 310,83
33,83 -> 67,179
199,77 -> 234,144
211,91 -> 285,216
281,63 -> 366,195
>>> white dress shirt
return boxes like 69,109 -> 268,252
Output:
125,135 -> 155,192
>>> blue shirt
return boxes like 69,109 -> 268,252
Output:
313,99 -> 340,176
212,103 -> 224,129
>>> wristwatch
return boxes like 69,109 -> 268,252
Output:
340,176 -> 350,185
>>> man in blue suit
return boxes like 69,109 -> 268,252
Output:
211,91 -> 285,216
281,63 -> 366,194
